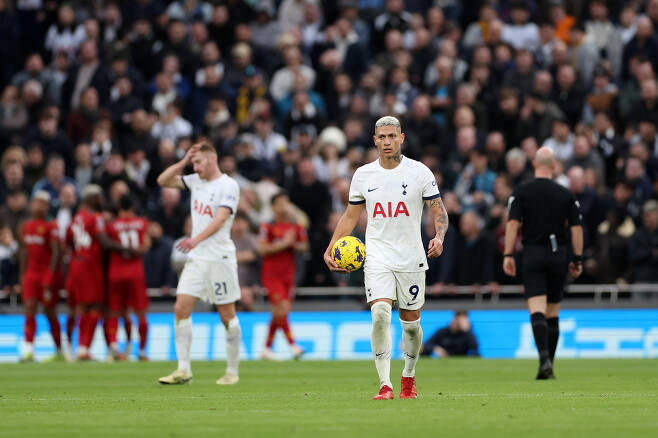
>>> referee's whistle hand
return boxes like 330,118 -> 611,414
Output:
503,257 -> 516,277
427,237 -> 443,258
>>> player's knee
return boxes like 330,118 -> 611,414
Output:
400,319 -> 421,337
174,301 -> 191,320
24,301 -> 38,315
371,301 -> 392,328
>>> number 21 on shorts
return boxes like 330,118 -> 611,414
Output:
214,282 -> 228,297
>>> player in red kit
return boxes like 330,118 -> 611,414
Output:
258,191 -> 309,360
105,195 -> 151,361
65,185 -> 127,360
18,191 -> 63,362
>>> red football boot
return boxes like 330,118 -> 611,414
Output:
400,376 -> 417,399
373,385 -> 394,400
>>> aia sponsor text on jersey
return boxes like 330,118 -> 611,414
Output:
193,199 -> 214,217
372,201 -> 410,218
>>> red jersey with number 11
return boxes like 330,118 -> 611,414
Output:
107,216 -> 148,281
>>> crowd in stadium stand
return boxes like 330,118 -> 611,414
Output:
1,0 -> 658,303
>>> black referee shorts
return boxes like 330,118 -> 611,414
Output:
521,245 -> 568,303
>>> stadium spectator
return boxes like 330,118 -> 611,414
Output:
31,154 -> 77,212
451,211 -> 496,290
0,189 -> 29,237
0,223 -> 18,291
421,311 -> 479,357
65,87 -> 108,146
231,211 -> 259,311
23,108 -> 74,173
0,85 -> 29,143
144,220 -> 177,295
629,200 -> 658,283
55,183 -> 77,239
150,187 -> 187,239
44,4 -> 86,62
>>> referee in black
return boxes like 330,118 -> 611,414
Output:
503,147 -> 583,379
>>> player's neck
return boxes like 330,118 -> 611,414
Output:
273,214 -> 287,223
379,154 -> 403,170
203,167 -> 222,181
118,212 -> 134,218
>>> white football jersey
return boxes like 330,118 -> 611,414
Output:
182,173 -> 240,262
349,156 -> 440,272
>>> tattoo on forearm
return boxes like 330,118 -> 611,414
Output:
430,198 -> 449,240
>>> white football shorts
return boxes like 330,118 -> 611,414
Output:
364,268 -> 426,310
177,258 -> 241,305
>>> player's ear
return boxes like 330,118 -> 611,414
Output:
400,131 -> 405,143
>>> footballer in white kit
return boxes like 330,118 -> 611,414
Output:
156,143 -> 243,386
325,116 -> 449,400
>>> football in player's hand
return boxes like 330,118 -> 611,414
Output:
331,236 -> 366,272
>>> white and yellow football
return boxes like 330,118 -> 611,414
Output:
331,236 -> 366,272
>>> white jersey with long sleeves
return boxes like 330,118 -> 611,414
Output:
182,173 -> 240,262
349,156 -> 440,272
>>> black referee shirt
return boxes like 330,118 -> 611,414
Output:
508,177 -> 582,246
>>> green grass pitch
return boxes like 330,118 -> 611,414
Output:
1,359 -> 657,437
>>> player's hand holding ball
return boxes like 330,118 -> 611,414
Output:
325,236 -> 365,273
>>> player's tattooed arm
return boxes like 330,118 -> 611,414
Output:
392,152 -> 403,163
426,197 -> 448,258
428,197 -> 449,241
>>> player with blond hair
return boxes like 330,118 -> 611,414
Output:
157,143 -> 242,385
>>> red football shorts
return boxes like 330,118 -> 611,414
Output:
21,271 -> 58,307
66,261 -> 104,305
108,278 -> 149,312
262,272 -> 294,303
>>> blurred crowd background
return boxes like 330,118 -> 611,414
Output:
1,0 -> 658,307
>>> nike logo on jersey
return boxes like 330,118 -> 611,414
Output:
367,187 -> 379,192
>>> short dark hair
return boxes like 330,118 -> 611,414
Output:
270,190 -> 289,205
118,194 -> 134,211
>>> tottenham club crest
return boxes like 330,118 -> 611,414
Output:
402,182 -> 407,195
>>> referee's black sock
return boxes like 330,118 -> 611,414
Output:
547,317 -> 559,362
530,312 -> 549,364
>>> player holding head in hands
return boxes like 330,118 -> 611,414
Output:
324,116 -> 449,400
157,143 -> 242,385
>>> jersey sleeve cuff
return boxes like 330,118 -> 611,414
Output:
422,193 -> 441,200
349,199 -> 365,205
181,177 -> 189,190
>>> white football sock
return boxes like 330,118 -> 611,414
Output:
25,342 -> 34,355
175,317 -> 192,374
401,318 -> 423,378
371,301 -> 392,389
225,317 -> 241,376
